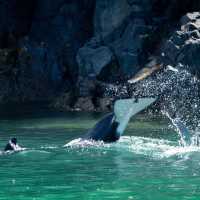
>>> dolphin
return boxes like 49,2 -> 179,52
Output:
81,98 -> 156,142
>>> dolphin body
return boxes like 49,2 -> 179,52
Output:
82,98 -> 156,142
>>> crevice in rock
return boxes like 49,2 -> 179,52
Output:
10,0 -> 37,38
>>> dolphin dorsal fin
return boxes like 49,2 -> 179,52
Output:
114,98 -> 156,135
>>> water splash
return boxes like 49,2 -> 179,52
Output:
133,64 -> 200,128
119,136 -> 200,159
106,64 -> 200,145
64,138 -> 107,148
136,65 -> 200,146
64,136 -> 200,159
164,111 -> 191,146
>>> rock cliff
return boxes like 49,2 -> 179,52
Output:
0,0 -> 199,110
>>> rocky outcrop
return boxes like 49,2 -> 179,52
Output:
161,12 -> 200,74
77,0 -> 152,79
0,0 -> 200,110
77,44 -> 113,77
0,0 -> 95,103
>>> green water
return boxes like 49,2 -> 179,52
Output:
0,106 -> 200,200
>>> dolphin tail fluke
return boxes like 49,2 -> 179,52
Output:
114,98 -> 156,136
80,97 -> 156,143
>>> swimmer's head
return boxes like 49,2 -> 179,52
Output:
11,138 -> 17,145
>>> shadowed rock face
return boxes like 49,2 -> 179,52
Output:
0,0 -> 96,102
0,0 -> 199,110
161,12 -> 200,75
0,0 -> 36,41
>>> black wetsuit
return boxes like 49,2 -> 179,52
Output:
4,142 -> 15,151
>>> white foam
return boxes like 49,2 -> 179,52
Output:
40,145 -> 58,149
118,136 -> 200,159
64,136 -> 200,159
64,138 -> 106,148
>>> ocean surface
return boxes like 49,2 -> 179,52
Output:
0,104 -> 200,200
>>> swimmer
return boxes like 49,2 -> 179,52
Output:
4,138 -> 23,152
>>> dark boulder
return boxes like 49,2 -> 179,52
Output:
161,12 -> 200,75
